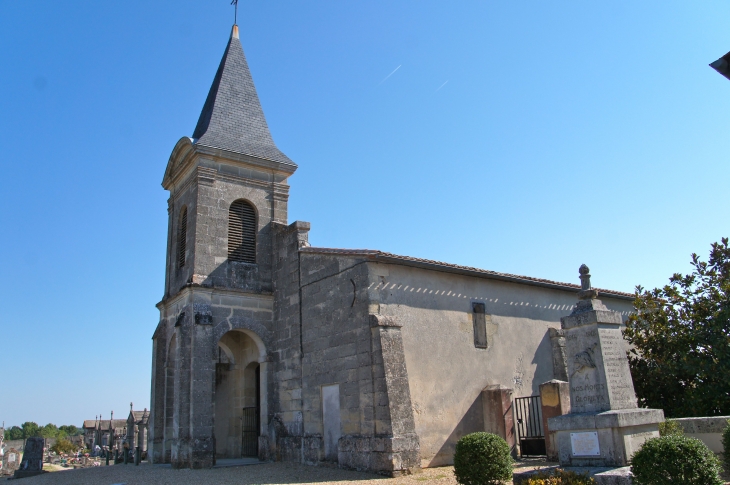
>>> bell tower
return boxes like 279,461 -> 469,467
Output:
149,24 -> 297,468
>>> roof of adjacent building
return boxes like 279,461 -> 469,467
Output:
129,410 -> 149,424
300,247 -> 634,299
192,25 -> 295,167
82,419 -> 128,430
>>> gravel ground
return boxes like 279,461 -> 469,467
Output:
3,462 -> 463,485
5,457 -> 727,485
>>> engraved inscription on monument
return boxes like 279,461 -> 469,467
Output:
570,432 -> 600,456
598,328 -> 637,410
567,328 -> 610,413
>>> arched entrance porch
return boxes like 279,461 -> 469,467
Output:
215,329 -> 267,459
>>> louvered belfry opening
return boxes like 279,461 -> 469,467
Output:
178,207 -> 188,268
228,200 -> 256,264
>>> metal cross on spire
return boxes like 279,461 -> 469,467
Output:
231,0 -> 239,25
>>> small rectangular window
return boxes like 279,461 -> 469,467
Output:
472,302 -> 487,348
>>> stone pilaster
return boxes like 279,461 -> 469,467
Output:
365,315 -> 420,475
148,323 -> 167,464
539,380 -> 570,461
482,385 -> 516,456
270,221 -> 310,462
549,328 -> 568,382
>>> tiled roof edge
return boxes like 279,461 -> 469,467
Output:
300,247 -> 635,300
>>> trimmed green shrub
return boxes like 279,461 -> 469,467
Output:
722,418 -> 730,471
50,439 -> 76,455
524,468 -> 596,484
658,419 -> 684,437
630,434 -> 723,485
453,432 -> 513,485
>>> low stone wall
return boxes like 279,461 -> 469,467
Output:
672,416 -> 729,454
3,439 -> 25,451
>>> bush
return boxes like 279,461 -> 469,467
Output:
630,434 -> 723,485
50,439 -> 76,455
453,432 -> 513,485
658,419 -> 684,436
722,419 -> 730,471
524,468 -> 596,484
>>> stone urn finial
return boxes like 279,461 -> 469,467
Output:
577,264 -> 599,300
579,264 -> 591,290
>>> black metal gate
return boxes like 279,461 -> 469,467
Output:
514,395 -> 546,456
241,407 -> 260,457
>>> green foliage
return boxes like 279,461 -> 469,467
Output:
50,438 -> 77,455
4,426 -> 23,440
630,435 -> 723,485
623,238 -> 730,418
453,432 -> 513,485
524,469 -> 596,485
40,423 -> 59,438
658,419 -> 684,437
58,425 -> 81,436
21,422 -> 41,439
722,419 -> 730,470
3,423 -> 82,442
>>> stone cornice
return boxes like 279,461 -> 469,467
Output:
157,285 -> 274,308
163,137 -> 293,194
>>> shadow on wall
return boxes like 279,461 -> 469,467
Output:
428,394 -> 484,467
425,332 -> 553,469
528,331 -> 555,396
369,277 -> 633,321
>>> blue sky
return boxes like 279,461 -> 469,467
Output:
0,1 -> 728,426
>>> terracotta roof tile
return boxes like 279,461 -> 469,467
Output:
300,247 -> 634,299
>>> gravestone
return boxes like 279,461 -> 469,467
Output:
14,437 -> 46,478
547,265 -> 664,468
3,447 -> 22,476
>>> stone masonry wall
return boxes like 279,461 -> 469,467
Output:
270,221 -> 310,461
194,159 -> 282,294
297,253 -> 420,475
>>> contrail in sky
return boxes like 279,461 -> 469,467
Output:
378,65 -> 401,85
434,80 -> 449,94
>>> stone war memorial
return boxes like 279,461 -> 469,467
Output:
148,21 -> 638,475
544,266 -> 664,481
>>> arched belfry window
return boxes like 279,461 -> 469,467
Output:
228,200 -> 256,264
177,207 -> 188,268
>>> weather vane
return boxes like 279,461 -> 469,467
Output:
231,0 -> 238,25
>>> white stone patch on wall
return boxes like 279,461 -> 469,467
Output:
322,384 -> 342,462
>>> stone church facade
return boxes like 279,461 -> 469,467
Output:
148,25 -> 634,474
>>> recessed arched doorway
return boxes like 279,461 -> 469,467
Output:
215,330 -> 265,459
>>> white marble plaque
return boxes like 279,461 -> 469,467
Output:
570,432 -> 600,456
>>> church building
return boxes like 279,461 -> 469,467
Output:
148,24 -> 634,474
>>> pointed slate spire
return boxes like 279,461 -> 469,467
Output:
192,25 -> 294,166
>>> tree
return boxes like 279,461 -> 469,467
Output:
624,238 -> 730,418
40,423 -> 59,438
50,438 -> 77,455
21,422 -> 41,439
4,426 -> 23,440
58,425 -> 81,436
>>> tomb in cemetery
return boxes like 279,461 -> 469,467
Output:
2,447 -> 21,476
547,265 -> 664,467
14,437 -> 46,479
